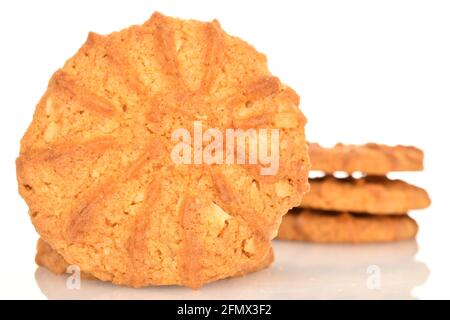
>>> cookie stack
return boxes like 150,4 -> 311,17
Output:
278,143 -> 431,243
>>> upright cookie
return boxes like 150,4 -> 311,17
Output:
301,176 -> 430,214
309,143 -> 424,175
278,209 -> 418,243
17,12 -> 309,288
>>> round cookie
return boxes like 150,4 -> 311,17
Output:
278,209 -> 418,243
309,143 -> 424,175
17,12 -> 309,288
301,176 -> 430,215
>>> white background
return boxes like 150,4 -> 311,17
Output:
0,0 -> 449,299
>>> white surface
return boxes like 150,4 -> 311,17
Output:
35,241 -> 428,300
0,0 -> 449,299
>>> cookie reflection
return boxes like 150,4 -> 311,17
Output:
35,240 -> 428,299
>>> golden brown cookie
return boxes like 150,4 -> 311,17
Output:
17,12 -> 309,288
278,209 -> 418,243
301,176 -> 430,215
309,142 -> 424,175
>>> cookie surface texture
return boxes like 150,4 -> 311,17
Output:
36,238 -> 95,279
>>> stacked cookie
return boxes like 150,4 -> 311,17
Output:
279,143 -> 431,243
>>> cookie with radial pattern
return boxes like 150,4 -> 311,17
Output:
17,12 -> 309,288
309,143 -> 424,175
278,209 -> 418,243
301,176 -> 430,215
